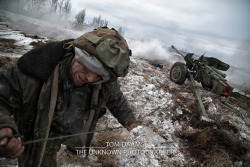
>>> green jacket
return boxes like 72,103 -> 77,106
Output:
0,41 -> 136,166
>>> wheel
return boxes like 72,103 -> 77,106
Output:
170,62 -> 187,85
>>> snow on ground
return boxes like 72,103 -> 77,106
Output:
0,10 -> 84,40
0,13 -> 49,58
0,11 -> 250,167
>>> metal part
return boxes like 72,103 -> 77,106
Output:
170,62 -> 187,85
170,45 -> 234,120
189,74 -> 209,119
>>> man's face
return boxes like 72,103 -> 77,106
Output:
71,58 -> 101,86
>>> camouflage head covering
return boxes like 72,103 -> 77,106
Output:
74,47 -> 110,84
73,27 -> 131,80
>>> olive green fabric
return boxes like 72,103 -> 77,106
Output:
205,57 -> 230,71
73,27 -> 131,78
95,37 -> 129,77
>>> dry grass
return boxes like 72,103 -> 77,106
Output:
0,56 -> 14,68
29,41 -> 45,48
91,130 -> 126,167
176,119 -> 248,166
0,38 -> 21,53
56,128 -> 127,166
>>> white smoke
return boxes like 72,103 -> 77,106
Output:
0,10 -> 84,40
128,38 -> 182,65
226,39 -> 250,91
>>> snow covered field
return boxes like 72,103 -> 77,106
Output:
0,10 -> 250,167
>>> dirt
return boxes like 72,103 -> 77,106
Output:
0,38 -> 22,53
91,129 -> 126,167
0,56 -> 15,68
22,33 -> 45,40
21,33 -> 48,48
176,117 -> 249,166
29,40 -> 46,48
144,94 -> 247,166
167,84 -> 250,166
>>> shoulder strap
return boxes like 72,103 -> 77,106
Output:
37,64 -> 59,167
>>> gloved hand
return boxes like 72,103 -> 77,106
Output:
0,128 -> 24,158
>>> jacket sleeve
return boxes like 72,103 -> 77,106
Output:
105,80 -> 137,127
0,61 -> 22,133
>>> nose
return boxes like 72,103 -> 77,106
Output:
85,72 -> 101,83
86,73 -> 93,82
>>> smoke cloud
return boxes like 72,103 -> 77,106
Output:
129,39 -> 169,63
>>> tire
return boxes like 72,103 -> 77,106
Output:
170,62 -> 187,85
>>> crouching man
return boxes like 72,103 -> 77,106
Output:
0,27 -> 137,167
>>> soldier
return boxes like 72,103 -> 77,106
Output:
0,27 -> 137,166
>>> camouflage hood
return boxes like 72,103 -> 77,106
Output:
74,47 -> 110,84
73,27 -> 132,80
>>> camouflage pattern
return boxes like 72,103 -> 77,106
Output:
73,27 -> 132,79
0,51 -> 136,166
